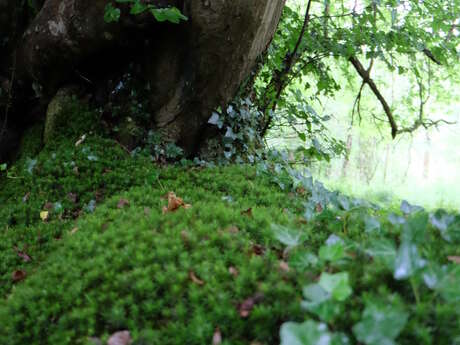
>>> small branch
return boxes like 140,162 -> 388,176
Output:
261,0 -> 313,136
349,56 -> 398,138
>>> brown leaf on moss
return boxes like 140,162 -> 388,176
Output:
448,256 -> 460,264
22,192 -> 31,203
107,330 -> 132,345
67,192 -> 78,204
162,192 -> 191,214
238,292 -> 264,318
229,266 -> 239,277
117,199 -> 130,209
316,203 -> 323,213
12,270 -> 27,283
189,271 -> 205,286
70,227 -> 79,235
14,246 -> 31,262
212,328 -> 222,345
251,244 -> 265,256
279,261 -> 290,273
241,207 -> 253,217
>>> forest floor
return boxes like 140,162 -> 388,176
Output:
0,130 -> 459,345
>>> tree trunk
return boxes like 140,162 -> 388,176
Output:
0,0 -> 286,160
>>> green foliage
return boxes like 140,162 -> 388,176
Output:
1,131 -> 460,344
104,0 -> 188,24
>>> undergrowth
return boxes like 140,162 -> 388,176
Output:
0,102 -> 459,344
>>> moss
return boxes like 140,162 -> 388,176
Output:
16,123 -> 44,161
43,88 -> 101,145
0,152 -> 307,344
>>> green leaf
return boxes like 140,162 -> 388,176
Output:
272,224 -> 305,247
319,243 -> 345,263
365,238 -> 396,270
104,3 -> 121,23
151,7 -> 188,24
436,266 -> 460,303
318,272 -> 352,301
130,2 -> 149,15
352,299 -> 408,345
280,320 -> 332,345
0,163 -> 6,171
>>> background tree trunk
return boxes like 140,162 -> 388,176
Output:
0,0 -> 286,160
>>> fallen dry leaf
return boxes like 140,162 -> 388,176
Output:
107,330 -> 132,345
67,192 -> 78,204
189,271 -> 205,286
251,244 -> 265,256
316,203 -> 323,213
40,211 -> 49,221
117,199 -> 130,209
448,256 -> 460,264
212,328 -> 222,345
241,208 -> 253,217
162,192 -> 191,214
238,292 -> 264,318
70,227 -> 79,235
44,202 -> 53,211
14,247 -> 31,262
12,270 -> 27,283
22,192 -> 31,203
279,261 -> 290,273
75,134 -> 87,147
226,225 -> 239,234
229,266 -> 239,277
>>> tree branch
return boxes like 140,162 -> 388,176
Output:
349,56 -> 398,138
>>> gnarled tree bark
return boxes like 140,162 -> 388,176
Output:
0,0 -> 285,160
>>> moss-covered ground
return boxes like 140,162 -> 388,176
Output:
0,111 -> 459,344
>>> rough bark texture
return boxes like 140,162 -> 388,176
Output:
0,0 -> 285,160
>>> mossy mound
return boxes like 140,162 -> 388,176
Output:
0,163 -> 308,344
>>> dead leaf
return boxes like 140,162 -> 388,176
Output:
212,328 -> 222,345
238,292 -> 264,318
44,202 -> 53,211
296,187 -> 307,195
40,211 -> 49,222
107,330 -> 132,345
226,225 -> 239,234
144,207 -> 151,216
67,192 -> 78,204
117,199 -> 130,209
181,230 -> 190,243
448,256 -> 460,264
75,134 -> 87,147
73,166 -> 79,175
162,192 -> 191,214
241,208 -> 253,217
22,192 -> 31,203
251,244 -> 265,256
189,271 -> 205,286
229,266 -> 239,277
279,261 -> 290,273
70,227 -> 79,235
12,270 -> 27,283
316,203 -> 323,213
14,246 -> 31,262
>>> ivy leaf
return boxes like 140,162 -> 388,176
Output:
271,224 -> 305,247
400,200 -> 423,215
364,216 -> 380,233
318,272 -> 352,302
319,242 -> 345,263
394,240 -> 426,280
104,3 -> 121,23
352,299 -> 408,345
151,7 -> 188,24
130,2 -> 149,15
365,238 -> 396,270
280,320 -> 332,345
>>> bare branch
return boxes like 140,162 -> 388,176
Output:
349,56 -> 398,138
